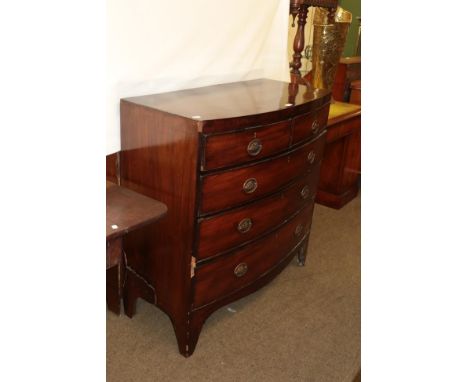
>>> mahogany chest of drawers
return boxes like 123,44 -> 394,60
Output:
119,79 -> 331,356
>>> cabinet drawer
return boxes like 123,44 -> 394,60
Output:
203,119 -> 291,171
197,169 -> 320,260
291,104 -> 330,144
193,203 -> 314,308
200,132 -> 326,214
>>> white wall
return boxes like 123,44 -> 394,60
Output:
107,0 -> 290,154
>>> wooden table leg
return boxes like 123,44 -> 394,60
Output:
289,3 -> 311,88
106,238 -> 123,314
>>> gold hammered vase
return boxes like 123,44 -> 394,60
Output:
309,7 -> 352,92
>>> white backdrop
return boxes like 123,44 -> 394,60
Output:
107,0 -> 291,154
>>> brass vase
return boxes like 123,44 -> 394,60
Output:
309,7 -> 352,92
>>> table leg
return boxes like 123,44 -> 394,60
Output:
106,238 -> 123,314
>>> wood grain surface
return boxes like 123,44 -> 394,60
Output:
119,79 -> 330,356
106,181 -> 167,241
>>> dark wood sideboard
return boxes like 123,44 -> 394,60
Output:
316,102 -> 361,208
119,79 -> 331,356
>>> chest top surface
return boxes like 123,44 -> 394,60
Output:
122,79 -> 330,121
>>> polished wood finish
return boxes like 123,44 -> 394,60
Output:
194,203 -> 314,308
198,169 -> 320,260
291,0 -> 338,7
106,152 -> 120,184
188,236 -> 308,355
290,0 -> 338,30
289,0 -> 338,86
316,103 -> 361,209
119,79 -> 330,356
301,0 -> 338,6
120,100 -> 199,331
349,80 -> 361,105
106,236 -> 122,269
328,57 -> 361,102
200,134 -> 325,214
106,182 -> 167,241
330,63 -> 348,102
290,4 -> 310,79
106,239 -> 124,315
124,80 -> 330,131
106,181 -> 167,314
203,119 -> 290,170
292,104 -> 330,144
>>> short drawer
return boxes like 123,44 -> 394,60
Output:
200,132 -> 326,214
202,119 -> 291,171
193,203 -> 314,308
291,104 -> 330,144
197,169 -> 320,260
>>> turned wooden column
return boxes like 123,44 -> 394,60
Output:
289,0 -> 339,86
290,3 -> 310,85
288,81 -> 299,104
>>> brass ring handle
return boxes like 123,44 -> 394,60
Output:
234,263 -> 248,277
307,151 -> 316,164
300,185 -> 310,200
294,224 -> 304,238
237,218 -> 253,233
311,120 -> 320,133
247,138 -> 262,156
243,178 -> 258,194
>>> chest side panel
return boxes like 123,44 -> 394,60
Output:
120,101 -> 199,318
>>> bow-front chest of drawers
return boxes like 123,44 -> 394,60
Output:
119,79 -> 331,356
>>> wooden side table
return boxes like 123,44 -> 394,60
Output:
106,181 -> 167,314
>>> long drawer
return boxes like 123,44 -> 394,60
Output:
197,169 -> 320,260
193,203 -> 315,308
200,132 -> 326,215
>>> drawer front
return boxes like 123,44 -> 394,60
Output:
193,203 -> 314,308
197,169 -> 320,260
203,119 -> 291,171
291,104 -> 330,144
200,132 -> 326,215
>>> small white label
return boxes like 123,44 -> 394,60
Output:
111,224 -> 119,230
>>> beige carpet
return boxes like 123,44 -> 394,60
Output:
107,194 -> 361,382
